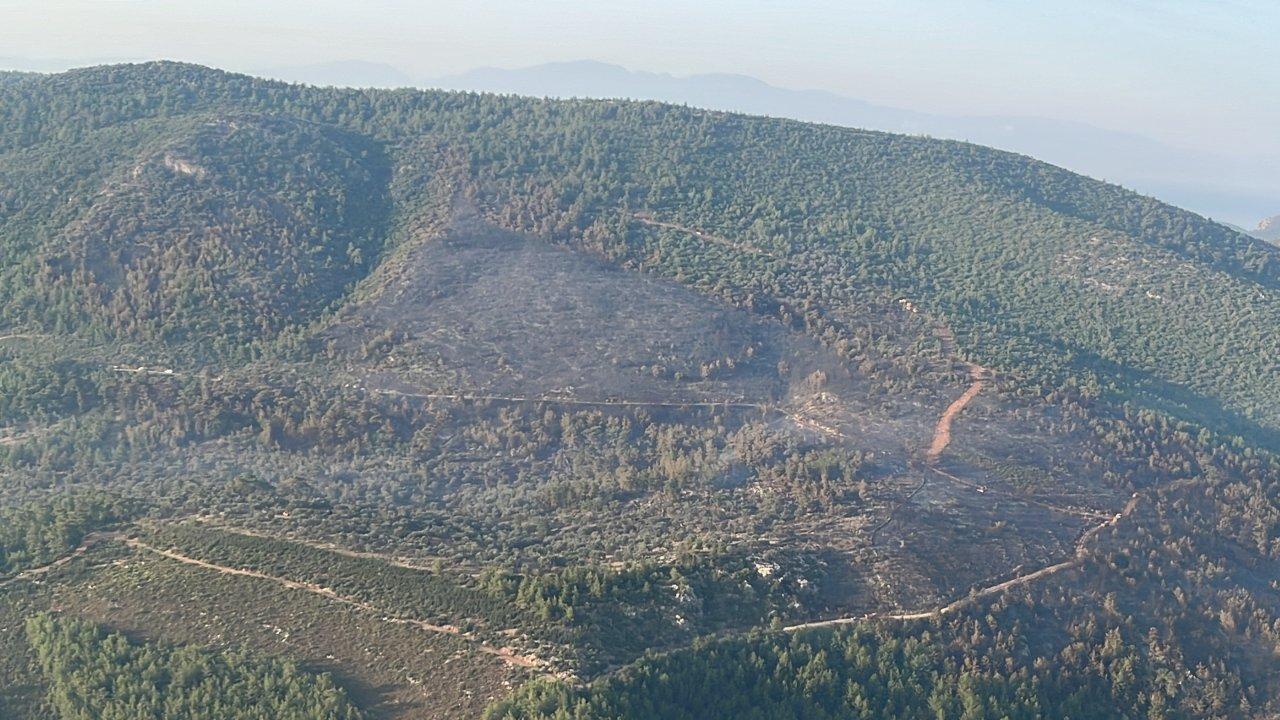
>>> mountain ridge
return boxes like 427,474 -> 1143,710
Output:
429,60 -> 1279,227
7,55 -> 1274,226
4,61 -> 1280,719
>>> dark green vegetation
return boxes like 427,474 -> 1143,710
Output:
0,493 -> 132,576
490,623 -> 1171,720
141,523 -> 830,672
0,113 -> 387,351
2,62 -> 1280,718
25,614 -> 363,719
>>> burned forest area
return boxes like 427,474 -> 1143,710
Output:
2,62 -> 1280,720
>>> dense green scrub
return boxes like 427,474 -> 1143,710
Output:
0,494 -> 132,576
25,614 -> 363,720
486,623 -> 1172,720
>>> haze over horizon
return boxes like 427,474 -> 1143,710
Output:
3,0 -> 1278,226
9,7 -> 1280,719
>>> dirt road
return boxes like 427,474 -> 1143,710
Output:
791,310 -> 1135,631
125,539 -> 544,670
785,492 -> 1138,631
925,373 -> 987,462
0,428 -> 37,447
367,387 -> 766,412
928,465 -> 1110,522
924,320 -> 991,463
187,521 -> 445,573
0,332 -> 47,343
0,531 -> 117,589
633,214 -> 782,260
109,365 -> 181,377
871,316 -> 992,543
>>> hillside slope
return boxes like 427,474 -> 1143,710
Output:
3,63 -> 1280,720
9,61 -> 1277,434
0,112 -> 389,349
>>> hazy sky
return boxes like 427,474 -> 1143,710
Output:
2,0 -> 1277,159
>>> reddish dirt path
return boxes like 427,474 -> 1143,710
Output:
873,318 -> 991,543
920,319 -> 1107,522
925,372 -> 987,462
925,319 -> 991,463
787,312 -> 1138,631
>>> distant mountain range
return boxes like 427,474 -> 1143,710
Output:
4,56 -> 1276,229
257,60 -> 417,89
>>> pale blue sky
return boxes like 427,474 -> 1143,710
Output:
2,0 -> 1276,159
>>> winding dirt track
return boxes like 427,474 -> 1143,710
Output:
924,318 -> 991,462
124,539 -> 544,670
109,365 -> 182,377
187,521 -> 445,573
871,319 -> 992,544
790,313 -> 1137,631
0,428 -> 38,447
367,389 -> 861,447
576,252 -> 1117,623
785,492 -> 1138,630
10,223 -> 1130,658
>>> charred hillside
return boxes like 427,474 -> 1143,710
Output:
3,62 -> 1280,720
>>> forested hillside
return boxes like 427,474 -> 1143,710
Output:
0,113 -> 388,350
25,614 -> 364,719
3,62 -> 1280,719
